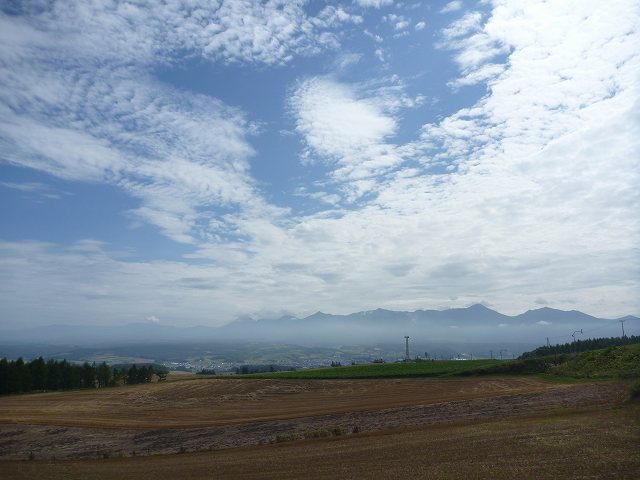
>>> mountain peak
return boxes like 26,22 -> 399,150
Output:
467,304 -> 493,311
304,311 -> 328,320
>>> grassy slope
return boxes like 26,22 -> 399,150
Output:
470,343 -> 640,379
551,343 -> 640,378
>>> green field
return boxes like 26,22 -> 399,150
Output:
251,359 -> 504,379
251,344 -> 640,380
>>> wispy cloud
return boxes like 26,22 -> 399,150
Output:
0,181 -> 68,200
354,0 -> 394,8
440,1 -> 463,14
0,2 -> 360,245
289,76 -> 409,200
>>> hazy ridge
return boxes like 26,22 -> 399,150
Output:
1,305 -> 636,347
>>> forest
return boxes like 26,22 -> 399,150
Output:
0,357 -> 162,395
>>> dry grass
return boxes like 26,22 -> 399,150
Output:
3,404 -> 639,479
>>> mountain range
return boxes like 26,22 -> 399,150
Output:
1,305 -> 637,347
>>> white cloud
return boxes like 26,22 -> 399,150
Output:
415,21 -> 427,31
289,74 -> 427,201
441,11 -> 483,40
440,1 -> 463,14
0,60 -> 261,244
333,52 -> 363,70
354,0 -> 394,8
364,29 -> 384,43
278,0 -> 640,320
289,77 -> 400,188
393,0 -> 640,316
0,181 -> 68,200
448,63 -> 506,88
2,1 -> 359,67
438,11 -> 511,78
0,1 -> 360,246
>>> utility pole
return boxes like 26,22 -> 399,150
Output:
571,329 -> 583,343
620,319 -> 626,338
490,349 -> 493,360
499,349 -> 507,360
546,337 -> 551,348
571,329 -> 583,353
404,336 -> 410,361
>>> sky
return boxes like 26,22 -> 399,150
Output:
0,0 -> 639,330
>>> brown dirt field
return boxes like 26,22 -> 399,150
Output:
0,376 -> 629,463
0,376 -> 577,429
3,405 -> 639,480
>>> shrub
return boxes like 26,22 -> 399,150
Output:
303,429 -> 329,439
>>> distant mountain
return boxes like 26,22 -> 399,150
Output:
1,305 -> 637,347
514,307 -> 599,323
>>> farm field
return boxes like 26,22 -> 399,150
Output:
252,358 -> 503,379
3,401 -> 639,480
0,373 -> 635,472
0,375 -> 584,430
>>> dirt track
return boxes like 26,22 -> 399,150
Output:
0,377 -> 627,460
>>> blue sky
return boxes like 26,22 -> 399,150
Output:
1,0 -> 639,329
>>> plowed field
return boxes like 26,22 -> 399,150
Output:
0,376 -> 563,429
1,375 -> 637,479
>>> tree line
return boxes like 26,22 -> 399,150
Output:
520,335 -> 639,359
0,357 -> 162,395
